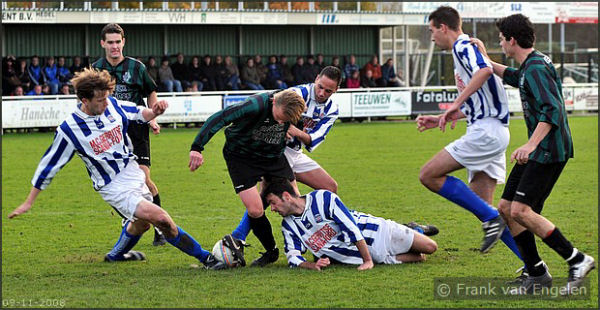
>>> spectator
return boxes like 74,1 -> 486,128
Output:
363,55 -> 385,87
346,70 -> 360,89
60,84 -> 71,95
199,55 -> 218,91
188,55 -> 205,91
279,55 -> 294,87
291,56 -> 308,85
17,58 -> 31,91
158,56 -> 183,92
42,56 -> 60,94
241,57 -> 264,90
214,55 -> 228,90
266,55 -> 287,90
316,53 -> 326,72
42,84 -> 51,95
57,56 -> 73,86
28,55 -> 43,86
146,56 -> 159,84
331,56 -> 345,83
344,54 -> 359,82
185,81 -> 200,92
381,58 -> 403,87
254,54 -> 268,87
171,52 -> 192,90
360,69 -> 376,88
224,55 -> 241,90
26,84 -> 44,96
305,55 -> 320,82
70,56 -> 84,75
12,85 -> 25,96
2,56 -> 20,95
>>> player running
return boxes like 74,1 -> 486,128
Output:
8,68 -> 225,270
92,23 -> 166,246
262,178 -> 438,271
470,13 -> 595,295
416,7 -> 523,264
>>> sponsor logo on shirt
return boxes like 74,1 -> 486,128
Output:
307,223 -> 337,252
89,125 -> 123,155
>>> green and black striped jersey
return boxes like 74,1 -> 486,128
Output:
92,56 -> 157,107
503,50 -> 574,163
191,92 -> 290,159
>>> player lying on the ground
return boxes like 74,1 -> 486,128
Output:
261,178 -> 438,271
8,68 -> 227,270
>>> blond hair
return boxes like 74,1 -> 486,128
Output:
71,67 -> 115,101
273,89 -> 305,124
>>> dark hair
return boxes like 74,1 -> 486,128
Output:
319,66 -> 342,86
101,23 -> 124,41
496,14 -> 535,48
261,177 -> 297,201
428,6 -> 461,31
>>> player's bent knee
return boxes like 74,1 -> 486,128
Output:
247,207 -> 264,219
509,203 -> 530,221
153,213 -> 176,236
326,180 -> 338,193
424,239 -> 438,254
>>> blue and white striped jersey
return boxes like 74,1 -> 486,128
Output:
281,190 -> 384,267
452,34 -> 509,126
287,83 -> 339,152
31,96 -> 146,191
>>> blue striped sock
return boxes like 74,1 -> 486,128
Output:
501,227 -> 523,261
437,176 -> 499,222
231,211 -> 250,241
166,226 -> 210,262
107,220 -> 141,260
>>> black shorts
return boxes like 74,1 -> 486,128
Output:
127,122 -> 151,167
223,148 -> 295,194
501,160 -> 567,213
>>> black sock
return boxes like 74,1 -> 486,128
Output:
153,194 -> 161,208
514,230 -> 545,277
542,227 -> 583,265
250,213 -> 276,251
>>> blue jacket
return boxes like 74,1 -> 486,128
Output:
43,64 -> 59,84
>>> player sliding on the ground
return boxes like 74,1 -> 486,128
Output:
262,178 -> 438,271
8,68 -> 226,270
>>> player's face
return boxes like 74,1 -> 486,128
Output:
429,21 -> 449,50
498,33 -> 512,57
82,90 -> 110,116
266,194 -> 293,216
314,75 -> 338,103
272,104 -> 289,124
101,33 -> 125,60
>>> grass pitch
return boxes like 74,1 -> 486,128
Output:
2,116 -> 597,308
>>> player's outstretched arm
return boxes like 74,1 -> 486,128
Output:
299,258 -> 331,271
470,38 -> 508,78
416,114 -> 442,132
147,91 -> 161,135
8,187 -> 41,219
356,239 -> 374,270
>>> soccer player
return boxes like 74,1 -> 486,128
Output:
470,14 -> 595,295
8,68 -> 225,270
228,66 -> 342,255
92,23 -> 166,246
262,178 -> 438,271
416,7 -> 523,262
188,89 -> 306,267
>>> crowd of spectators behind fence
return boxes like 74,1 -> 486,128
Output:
2,53 -> 405,96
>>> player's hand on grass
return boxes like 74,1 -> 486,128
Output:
314,257 -> 330,271
189,150 -> 204,171
357,259 -> 374,271
510,143 -> 536,165
416,115 -> 440,132
149,119 -> 160,135
8,202 -> 33,219
152,100 -> 168,116
469,38 -> 489,59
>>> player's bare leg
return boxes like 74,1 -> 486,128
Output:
395,253 -> 426,263
409,231 -> 438,255
468,171 -> 496,205
419,149 -> 505,253
295,168 -> 338,193
138,164 -> 166,246
239,186 -> 279,267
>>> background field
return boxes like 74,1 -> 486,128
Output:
2,116 -> 597,308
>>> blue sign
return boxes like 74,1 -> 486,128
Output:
223,95 -> 250,109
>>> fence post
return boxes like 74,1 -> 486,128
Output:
560,52 -> 564,80
588,53 -> 592,83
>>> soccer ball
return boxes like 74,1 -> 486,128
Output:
212,239 -> 238,268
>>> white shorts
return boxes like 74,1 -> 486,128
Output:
284,147 -> 321,174
98,161 -> 152,220
369,220 -> 415,265
445,118 -> 509,184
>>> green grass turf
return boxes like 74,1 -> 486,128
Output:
2,116 -> 597,308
